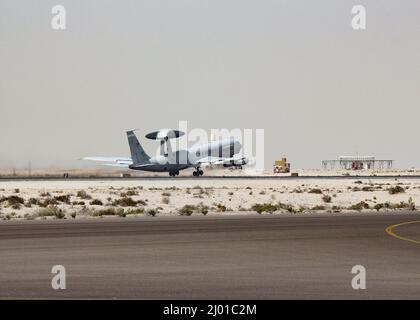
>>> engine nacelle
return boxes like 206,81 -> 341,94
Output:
222,157 -> 248,167
150,155 -> 168,165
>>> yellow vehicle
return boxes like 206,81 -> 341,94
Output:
273,158 -> 290,173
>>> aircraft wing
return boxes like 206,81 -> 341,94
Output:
197,156 -> 248,167
82,156 -> 133,166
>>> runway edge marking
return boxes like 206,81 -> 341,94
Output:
385,220 -> 420,245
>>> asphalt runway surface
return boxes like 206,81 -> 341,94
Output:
0,213 -> 419,299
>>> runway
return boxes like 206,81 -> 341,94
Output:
0,213 -> 419,299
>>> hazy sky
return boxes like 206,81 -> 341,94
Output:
1,0 -> 419,170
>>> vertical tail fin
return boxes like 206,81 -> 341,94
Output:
126,131 -> 150,165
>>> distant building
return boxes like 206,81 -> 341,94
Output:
322,156 -> 393,170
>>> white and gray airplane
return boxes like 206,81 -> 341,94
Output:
83,129 -> 248,177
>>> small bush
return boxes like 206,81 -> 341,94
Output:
27,198 -> 39,206
112,197 -> 138,207
54,194 -> 71,204
198,203 -> 209,215
332,205 -> 342,212
322,195 -> 332,203
126,208 -> 145,215
252,203 -> 277,214
361,186 -> 374,192
37,206 -> 66,219
38,197 -> 59,208
11,203 -> 22,210
93,208 -> 125,217
178,205 -> 195,216
125,190 -> 138,196
146,208 -> 159,217
6,195 -> 25,206
308,188 -> 323,194
388,186 -> 405,194
311,205 -> 326,211
90,199 -> 103,206
77,190 -> 92,199
374,203 -> 384,211
349,201 -> 370,211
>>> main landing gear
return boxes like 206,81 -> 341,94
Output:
193,168 -> 204,177
169,170 -> 179,177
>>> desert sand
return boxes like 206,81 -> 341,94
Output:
1,177 -> 420,220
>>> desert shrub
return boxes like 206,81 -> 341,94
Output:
14,188 -> 20,193
361,186 -> 374,192
354,180 -> 363,184
311,205 -> 326,210
27,198 -> 39,206
146,208 -> 159,217
349,201 -> 370,211
40,192 -> 51,197
93,208 -> 125,217
322,195 -> 332,203
6,195 -> 25,206
374,203 -> 384,211
216,203 -> 227,212
198,203 -> 209,215
54,194 -> 71,204
77,190 -> 92,199
112,197 -> 138,207
37,206 -> 66,219
178,205 -> 195,216
90,199 -> 103,206
228,192 -> 234,196
388,186 -> 405,195
38,197 -> 59,208
308,188 -> 323,194
126,208 -> 145,215
72,201 -> 85,205
277,202 -> 296,213
162,197 -> 170,205
332,205 -> 341,212
251,203 -> 277,214
162,192 -> 171,197
11,203 -> 22,210
292,188 -> 303,193
391,198 -> 415,210
125,190 -> 138,196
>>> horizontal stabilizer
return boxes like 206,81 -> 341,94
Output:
81,157 -> 133,165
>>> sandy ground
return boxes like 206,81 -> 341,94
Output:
1,177 -> 420,220
2,167 -> 420,177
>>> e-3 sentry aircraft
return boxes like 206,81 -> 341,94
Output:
83,129 -> 248,177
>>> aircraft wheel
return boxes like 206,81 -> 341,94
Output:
193,171 -> 198,177
198,170 -> 204,176
175,170 -> 180,176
